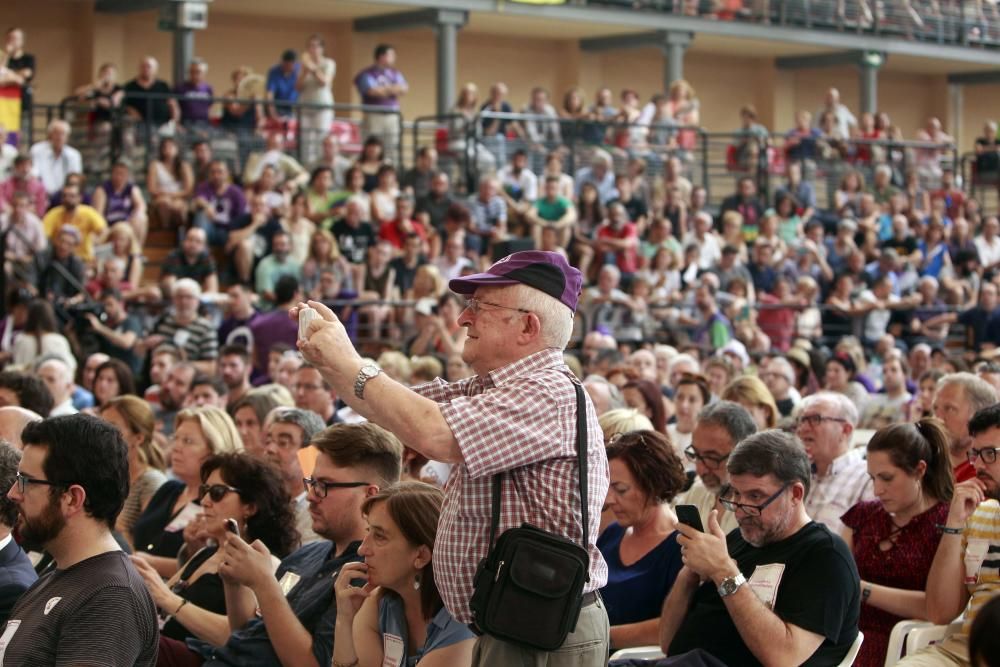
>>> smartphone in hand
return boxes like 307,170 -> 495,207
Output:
676,505 -> 705,532
224,518 -> 240,538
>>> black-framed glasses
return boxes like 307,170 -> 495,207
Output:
719,484 -> 790,516
464,297 -> 531,316
13,472 -> 67,495
302,477 -> 369,499
684,446 -> 730,470
199,484 -> 242,503
968,447 -> 1000,464
796,414 -> 849,428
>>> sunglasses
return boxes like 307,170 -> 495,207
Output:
199,484 -> 242,503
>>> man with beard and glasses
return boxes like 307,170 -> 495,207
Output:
218,344 -> 253,412
1,414 -> 158,665
0,442 -> 36,624
673,401 -> 756,535
897,404 -> 1000,667
934,373 -> 998,483
660,429 -> 861,666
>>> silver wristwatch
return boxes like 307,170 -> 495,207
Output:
353,365 -> 382,400
717,573 -> 747,598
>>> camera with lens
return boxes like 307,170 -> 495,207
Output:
66,301 -> 108,330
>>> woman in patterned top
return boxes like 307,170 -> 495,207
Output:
840,419 -> 954,667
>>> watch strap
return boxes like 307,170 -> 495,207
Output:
354,365 -> 381,400
718,572 -> 747,598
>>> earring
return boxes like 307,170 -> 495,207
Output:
413,572 -> 421,591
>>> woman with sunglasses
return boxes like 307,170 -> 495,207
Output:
332,482 -> 476,666
598,430 -> 687,650
131,407 -> 243,578
839,419 -> 953,667
131,453 -> 299,650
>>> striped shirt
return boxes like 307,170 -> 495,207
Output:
153,314 -> 218,362
961,499 -> 1000,636
412,348 -> 609,624
805,447 -> 875,536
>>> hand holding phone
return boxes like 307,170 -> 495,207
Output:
676,505 -> 705,533
224,518 -> 240,538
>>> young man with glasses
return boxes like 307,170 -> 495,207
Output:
161,422 -> 402,667
898,403 -> 1000,667
795,392 -> 874,535
660,429 -> 861,666
673,400 -> 757,534
3,414 -> 158,665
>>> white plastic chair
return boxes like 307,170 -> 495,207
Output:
884,619 -> 957,666
608,645 -> 666,661
837,631 -> 864,667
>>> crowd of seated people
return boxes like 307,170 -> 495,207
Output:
2,24 -> 1000,667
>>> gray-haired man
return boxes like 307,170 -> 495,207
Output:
265,407 -> 326,544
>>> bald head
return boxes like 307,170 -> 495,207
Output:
0,406 -> 42,449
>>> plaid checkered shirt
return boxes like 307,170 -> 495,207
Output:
412,348 -> 610,624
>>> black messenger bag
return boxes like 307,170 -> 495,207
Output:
469,383 -> 592,651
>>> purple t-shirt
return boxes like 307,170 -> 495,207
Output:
353,66 -> 406,109
195,183 -> 246,228
248,310 -> 297,373
175,81 -> 214,122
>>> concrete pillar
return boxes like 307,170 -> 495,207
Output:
173,28 -> 194,87
661,32 -> 693,90
858,51 -> 884,115
433,10 -> 468,116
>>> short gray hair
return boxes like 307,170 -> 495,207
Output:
768,357 -> 796,384
0,442 -> 20,527
800,391 -> 858,427
506,284 -> 574,350
938,373 -> 998,414
696,400 -> 757,447
728,429 -> 811,496
270,407 -> 326,446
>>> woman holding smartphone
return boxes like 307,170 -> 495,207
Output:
131,453 -> 299,651
332,482 -> 475,666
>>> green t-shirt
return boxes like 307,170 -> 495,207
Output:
535,196 -> 571,222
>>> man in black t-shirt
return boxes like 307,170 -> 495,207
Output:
123,56 -> 179,127
332,197 -> 377,265
87,288 -> 144,374
661,429 -> 860,667
2,414 -> 158,665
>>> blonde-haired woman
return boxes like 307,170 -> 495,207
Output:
667,79 -> 700,154
99,395 -> 168,547
598,408 -> 655,443
721,375 -> 779,430
302,228 -> 351,300
106,221 -> 144,288
132,406 -> 243,578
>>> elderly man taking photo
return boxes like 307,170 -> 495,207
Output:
295,250 -> 610,664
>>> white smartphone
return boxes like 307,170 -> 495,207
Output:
298,307 -> 318,341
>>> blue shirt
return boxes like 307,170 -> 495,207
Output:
190,540 -> 361,667
267,63 -> 300,112
377,592 -> 475,666
597,523 -> 682,626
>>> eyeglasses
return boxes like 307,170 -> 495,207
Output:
684,446 -> 730,470
199,484 -> 242,502
719,484 -> 790,516
464,298 -> 531,317
796,414 -> 849,428
13,472 -> 67,495
968,447 -> 1000,464
302,477 -> 369,499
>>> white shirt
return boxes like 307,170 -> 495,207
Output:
29,141 -> 83,195
497,165 -> 538,203
49,399 -> 78,417
976,235 -> 1000,268
805,447 -> 874,535
684,231 -> 721,269
0,143 -> 17,180
858,290 -> 898,341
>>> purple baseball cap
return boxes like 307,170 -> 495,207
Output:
449,250 -> 583,313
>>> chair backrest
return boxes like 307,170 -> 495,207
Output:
836,631 -> 864,667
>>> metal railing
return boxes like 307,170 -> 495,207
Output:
22,93 -> 404,184
584,0 -> 1000,47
